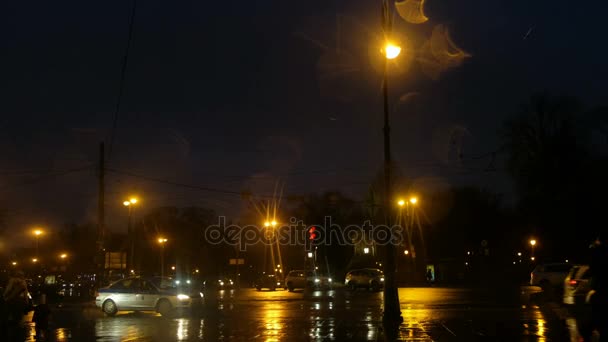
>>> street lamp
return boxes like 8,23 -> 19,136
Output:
33,229 -> 44,257
409,197 -> 418,205
123,197 -> 139,272
383,42 -> 402,60
158,237 -> 168,279
530,239 -> 537,260
379,0 -> 404,325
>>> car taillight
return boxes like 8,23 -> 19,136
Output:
569,280 -> 577,286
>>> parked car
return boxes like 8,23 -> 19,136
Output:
254,274 -> 283,291
345,268 -> 384,291
530,263 -> 573,288
95,276 -> 202,316
563,265 -> 591,305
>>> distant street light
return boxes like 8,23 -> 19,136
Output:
158,237 -> 168,278
364,247 -> 370,254
264,220 -> 278,228
409,197 -> 418,205
404,250 -> 409,255
60,253 -> 67,259
33,229 -> 44,257
123,196 -> 139,272
397,199 -> 405,207
11,261 -> 17,266
529,239 -> 537,260
32,258 -> 38,263
307,252 -> 313,258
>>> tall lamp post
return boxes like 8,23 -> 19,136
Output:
123,197 -> 138,273
381,0 -> 403,325
158,238 -> 168,279
530,239 -> 537,261
33,229 -> 44,258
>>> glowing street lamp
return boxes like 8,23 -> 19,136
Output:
404,250 -> 409,255
32,258 -> 38,263
33,228 -> 44,257
530,239 -> 537,260
384,42 -> 401,60
60,253 -> 67,259
158,237 -> 168,278
397,199 -> 405,207
123,196 -> 139,272
363,247 -> 370,254
409,197 -> 418,205
11,261 -> 17,266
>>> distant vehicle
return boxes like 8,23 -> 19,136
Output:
285,270 -> 306,291
284,270 -> 333,291
254,274 -> 283,291
95,276 -> 202,316
530,263 -> 573,288
203,277 -> 234,290
345,268 -> 384,291
307,271 -> 333,290
563,265 -> 591,305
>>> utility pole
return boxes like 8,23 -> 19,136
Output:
97,142 -> 106,286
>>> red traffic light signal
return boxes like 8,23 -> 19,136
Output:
308,227 -> 317,240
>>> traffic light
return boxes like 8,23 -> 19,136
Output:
305,226 -> 318,251
308,226 -> 317,240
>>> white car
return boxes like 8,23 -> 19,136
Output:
95,277 -> 202,316
284,270 -> 333,291
563,265 -> 591,305
530,263 -> 573,288
345,268 -> 384,291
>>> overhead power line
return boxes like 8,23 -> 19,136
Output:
108,0 -> 138,159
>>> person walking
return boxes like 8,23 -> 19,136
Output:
579,236 -> 607,341
2,270 -> 29,324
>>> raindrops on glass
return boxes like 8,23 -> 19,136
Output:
417,25 -> 471,80
395,0 -> 429,24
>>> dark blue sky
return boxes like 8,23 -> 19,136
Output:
1,0 -> 607,240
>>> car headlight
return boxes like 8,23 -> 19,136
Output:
328,278 -> 333,283
314,278 -> 320,283
380,278 -> 385,282
177,294 -> 190,300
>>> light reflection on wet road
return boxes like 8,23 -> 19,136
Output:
14,287 -> 579,341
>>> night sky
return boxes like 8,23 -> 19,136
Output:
2,0 -> 607,243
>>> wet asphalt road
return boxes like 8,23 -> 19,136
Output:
8,286 -> 585,341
